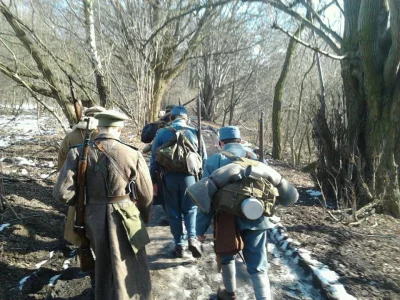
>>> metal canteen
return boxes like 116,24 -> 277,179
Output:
241,197 -> 264,220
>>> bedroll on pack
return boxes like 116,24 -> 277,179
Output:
186,159 -> 298,216
155,128 -> 202,175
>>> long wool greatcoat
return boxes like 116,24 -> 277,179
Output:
57,127 -> 99,246
53,132 -> 153,300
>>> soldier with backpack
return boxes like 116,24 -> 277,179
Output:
196,126 -> 274,300
150,105 -> 207,258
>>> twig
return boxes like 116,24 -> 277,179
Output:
2,196 -> 20,220
5,214 -> 42,223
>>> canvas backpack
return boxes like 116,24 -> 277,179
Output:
140,120 -> 167,143
212,150 -> 279,218
155,127 -> 202,175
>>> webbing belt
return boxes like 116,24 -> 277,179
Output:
88,194 -> 131,204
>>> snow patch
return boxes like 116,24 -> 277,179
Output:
18,275 -> 31,291
0,223 -> 10,232
48,274 -> 62,287
306,189 -> 322,197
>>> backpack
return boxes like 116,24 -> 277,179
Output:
141,120 -> 166,143
212,150 -> 278,218
155,127 -> 202,175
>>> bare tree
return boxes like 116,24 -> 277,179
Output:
250,0 -> 400,216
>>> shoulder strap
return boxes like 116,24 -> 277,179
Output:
94,137 -> 138,151
220,150 -> 240,161
95,141 -> 131,184
220,149 -> 253,161
164,126 -> 177,133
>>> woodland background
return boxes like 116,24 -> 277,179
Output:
1,0 -> 400,218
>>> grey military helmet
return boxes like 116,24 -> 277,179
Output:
95,110 -> 130,127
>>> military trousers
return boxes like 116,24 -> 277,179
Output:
163,172 -> 197,246
221,229 -> 268,275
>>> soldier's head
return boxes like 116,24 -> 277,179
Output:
170,105 -> 189,123
95,110 -> 130,137
83,106 -> 106,118
73,106 -> 106,130
219,126 -> 241,147
165,104 -> 175,114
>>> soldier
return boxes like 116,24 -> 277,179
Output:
141,104 -> 175,154
57,106 -> 105,247
196,126 -> 271,300
53,110 -> 153,300
150,105 -> 206,258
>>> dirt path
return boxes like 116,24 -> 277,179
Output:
1,115 -> 400,299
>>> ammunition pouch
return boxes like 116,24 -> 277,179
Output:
113,202 -> 150,256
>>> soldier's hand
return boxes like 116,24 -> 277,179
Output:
153,183 -> 158,196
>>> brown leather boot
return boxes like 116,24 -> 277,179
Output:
217,288 -> 237,300
188,238 -> 202,258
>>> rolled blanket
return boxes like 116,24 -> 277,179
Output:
186,163 -> 246,213
187,160 -> 298,213
245,164 -> 298,206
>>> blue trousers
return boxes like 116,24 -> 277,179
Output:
221,229 -> 268,275
163,173 -> 197,246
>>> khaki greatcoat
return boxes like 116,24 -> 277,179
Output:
57,128 -> 99,245
53,132 -> 153,300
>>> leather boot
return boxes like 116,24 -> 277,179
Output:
217,288 -> 237,300
174,245 -> 184,258
188,238 -> 202,258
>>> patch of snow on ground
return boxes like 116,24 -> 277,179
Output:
306,189 -> 322,197
0,223 -> 10,232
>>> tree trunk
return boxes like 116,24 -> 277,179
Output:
83,0 -> 110,108
272,37 -> 297,159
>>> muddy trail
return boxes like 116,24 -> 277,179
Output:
1,114 -> 400,300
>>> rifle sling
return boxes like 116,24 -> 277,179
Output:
95,141 -> 131,184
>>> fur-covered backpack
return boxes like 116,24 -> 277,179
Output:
140,120 -> 167,143
155,127 -> 202,175
212,150 -> 278,218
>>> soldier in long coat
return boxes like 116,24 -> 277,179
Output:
53,110 -> 153,300
57,106 -> 105,246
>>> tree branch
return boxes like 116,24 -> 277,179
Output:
243,0 -> 342,54
297,0 -> 343,44
272,23 -> 346,60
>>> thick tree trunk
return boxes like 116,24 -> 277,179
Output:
272,37 -> 297,159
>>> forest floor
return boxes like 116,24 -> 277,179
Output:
0,118 -> 399,300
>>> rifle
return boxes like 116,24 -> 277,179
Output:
259,112 -> 264,163
69,76 -> 83,123
74,118 -> 95,272
196,89 -> 202,181
159,96 -> 198,122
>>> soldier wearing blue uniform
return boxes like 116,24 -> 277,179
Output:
150,105 -> 207,258
196,126 -> 271,300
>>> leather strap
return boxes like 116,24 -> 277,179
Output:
88,194 -> 131,204
95,141 -> 130,184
